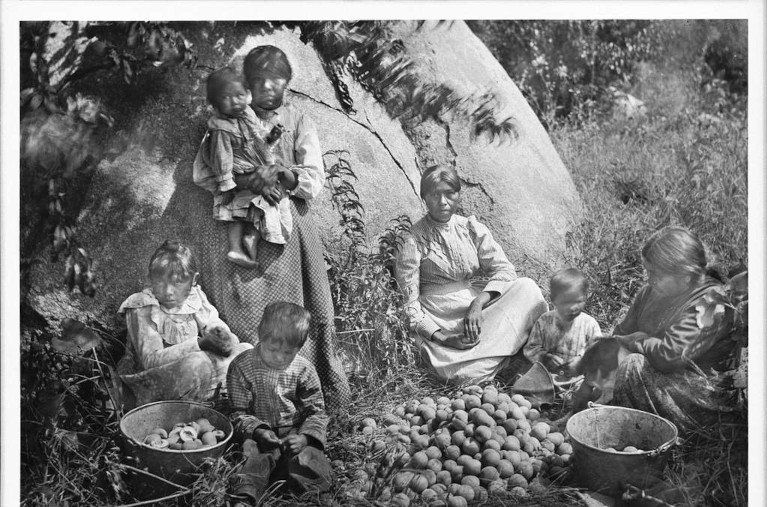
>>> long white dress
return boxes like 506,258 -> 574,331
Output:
395,214 -> 547,384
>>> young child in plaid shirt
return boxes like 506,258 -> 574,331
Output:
227,302 -> 331,504
524,268 -> 602,377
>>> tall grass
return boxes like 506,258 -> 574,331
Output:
550,58 -> 747,332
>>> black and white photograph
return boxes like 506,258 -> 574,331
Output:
2,1 -> 764,506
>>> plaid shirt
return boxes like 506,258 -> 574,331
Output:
524,310 -> 602,365
227,344 -> 328,447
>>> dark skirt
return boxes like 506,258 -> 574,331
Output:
612,353 -> 741,434
196,197 -> 350,413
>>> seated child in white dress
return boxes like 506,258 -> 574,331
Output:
116,240 -> 252,408
193,67 -> 292,269
523,267 -> 602,378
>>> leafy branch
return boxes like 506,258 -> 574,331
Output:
20,21 -> 199,297
299,21 -> 517,143
323,150 -> 415,377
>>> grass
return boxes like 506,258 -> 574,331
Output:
19,20 -> 747,507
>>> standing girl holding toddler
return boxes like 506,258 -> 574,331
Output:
194,67 -> 292,269
195,45 -> 351,413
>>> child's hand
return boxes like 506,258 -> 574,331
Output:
562,358 -> 581,377
254,428 -> 281,449
542,353 -> 565,372
199,325 -> 234,356
220,188 -> 236,206
282,433 -> 308,454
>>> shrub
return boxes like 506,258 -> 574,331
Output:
323,150 -> 416,380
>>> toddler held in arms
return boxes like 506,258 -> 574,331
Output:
523,267 -> 602,378
227,302 -> 331,504
193,67 -> 292,269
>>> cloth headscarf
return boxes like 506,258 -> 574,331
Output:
243,45 -> 293,85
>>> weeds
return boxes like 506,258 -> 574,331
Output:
323,150 -> 417,382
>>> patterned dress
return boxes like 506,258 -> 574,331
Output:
395,214 -> 548,384
612,279 -> 739,433
116,286 -> 252,407
523,310 -> 602,365
195,95 -> 350,413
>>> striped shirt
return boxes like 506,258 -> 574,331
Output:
227,344 -> 328,447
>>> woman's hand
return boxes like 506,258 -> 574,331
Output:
432,330 -> 478,350
277,165 -> 298,191
234,165 -> 280,195
464,299 -> 484,342
613,332 -> 647,352
262,184 -> 283,206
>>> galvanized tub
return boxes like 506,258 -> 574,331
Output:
119,400 -> 233,486
566,405 -> 678,497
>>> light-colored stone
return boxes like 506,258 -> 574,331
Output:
27,21 -> 580,330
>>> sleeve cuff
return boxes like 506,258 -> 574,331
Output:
484,280 -> 511,295
414,319 -> 441,340
218,179 -> 237,192
300,430 -> 326,449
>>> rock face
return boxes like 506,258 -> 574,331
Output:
26,21 -> 580,331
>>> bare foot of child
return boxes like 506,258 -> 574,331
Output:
226,250 -> 258,269
242,233 -> 258,262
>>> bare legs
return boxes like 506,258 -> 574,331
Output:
226,221 -> 260,268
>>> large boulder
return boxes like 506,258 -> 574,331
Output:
25,21 -> 579,332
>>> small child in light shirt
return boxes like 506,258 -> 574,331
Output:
524,267 -> 602,377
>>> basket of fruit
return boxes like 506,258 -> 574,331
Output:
565,404 -> 679,496
119,400 -> 233,485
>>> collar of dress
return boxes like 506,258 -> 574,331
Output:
141,286 -> 203,315
251,91 -> 290,120
423,214 -> 457,229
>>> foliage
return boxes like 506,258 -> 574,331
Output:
323,150 -> 416,380
552,91 -> 747,331
298,21 -> 517,142
469,20 -> 656,128
20,21 -> 199,297
20,325 -> 126,506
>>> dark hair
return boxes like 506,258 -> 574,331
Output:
148,240 -> 198,282
642,226 -> 707,279
420,164 -> 461,199
243,45 -> 293,87
206,67 -> 246,109
258,301 -> 311,349
550,268 -> 589,300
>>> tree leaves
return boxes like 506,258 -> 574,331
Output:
302,21 -> 517,144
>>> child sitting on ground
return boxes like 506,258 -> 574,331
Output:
227,302 -> 331,504
115,240 -> 251,408
193,66 -> 292,269
523,267 -> 602,378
